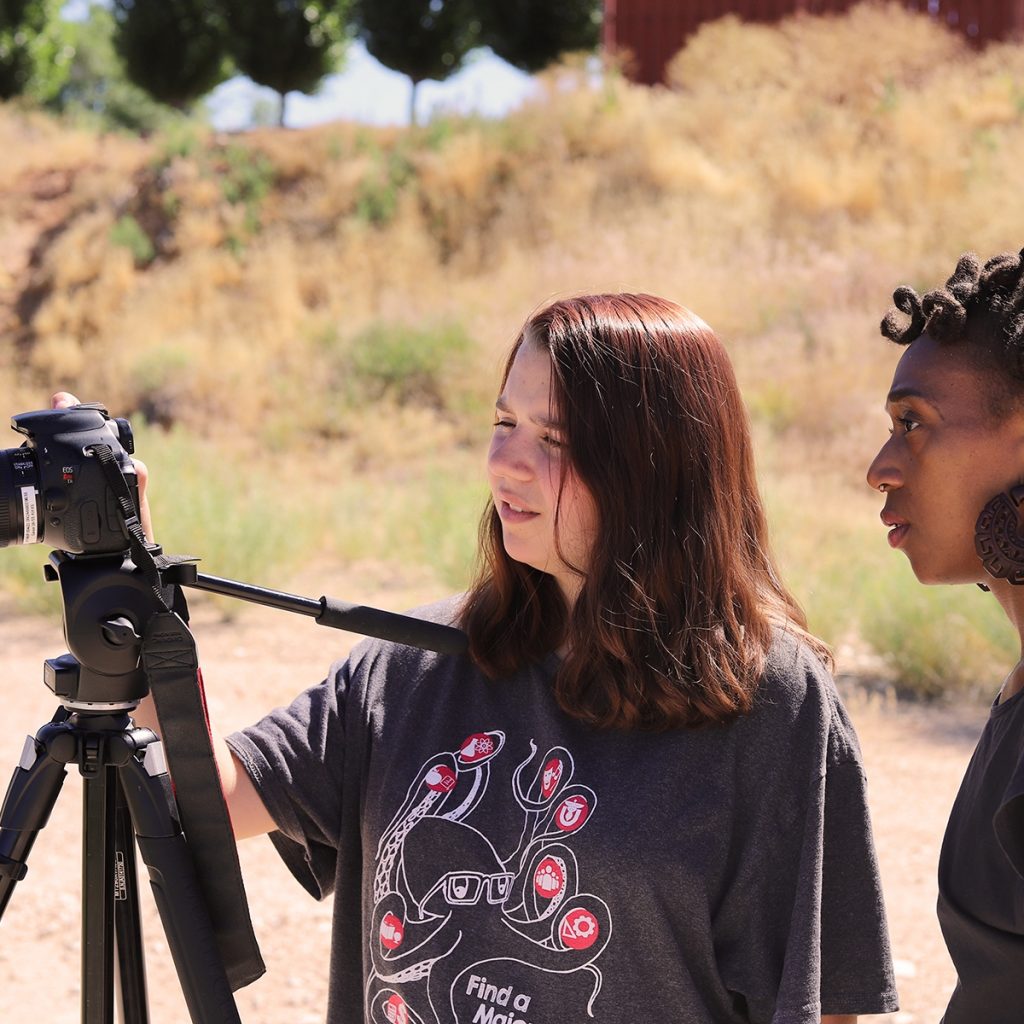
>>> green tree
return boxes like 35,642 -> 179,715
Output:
0,0 -> 32,28
355,0 -> 480,125
44,4 -> 189,133
0,0 -> 57,99
112,0 -> 230,109
480,0 -> 601,73
222,0 -> 350,127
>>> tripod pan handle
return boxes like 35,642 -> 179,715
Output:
316,597 -> 468,655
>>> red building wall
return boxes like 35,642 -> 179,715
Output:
605,0 -> 1024,85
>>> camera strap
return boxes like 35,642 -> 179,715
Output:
141,611 -> 266,990
89,443 -> 266,990
87,443 -> 162,598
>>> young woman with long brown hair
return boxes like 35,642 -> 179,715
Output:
56,293 -> 897,1023
868,250 -> 1024,1023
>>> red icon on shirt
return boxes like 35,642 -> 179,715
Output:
554,795 -> 590,832
559,908 -> 600,950
424,764 -> 457,793
380,912 -> 404,951
541,757 -> 563,797
458,733 -> 496,764
533,856 -> 566,899
384,993 -> 408,1024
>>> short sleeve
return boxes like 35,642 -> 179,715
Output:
723,762 -> 898,1022
819,761 -> 899,1016
226,656 -> 355,901
717,659 -> 899,1023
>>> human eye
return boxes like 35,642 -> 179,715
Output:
541,433 -> 564,449
887,407 -> 920,435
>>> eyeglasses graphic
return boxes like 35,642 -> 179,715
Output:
419,870 -> 515,911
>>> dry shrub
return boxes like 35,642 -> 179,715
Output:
660,2 -> 1024,242
667,4 -> 964,104
0,106 -> 145,192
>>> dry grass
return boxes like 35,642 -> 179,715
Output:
1,1 -> 1022,692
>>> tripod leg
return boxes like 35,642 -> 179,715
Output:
118,742 -> 242,1024
82,762 -> 116,1024
114,782 -> 149,1024
0,723 -> 72,920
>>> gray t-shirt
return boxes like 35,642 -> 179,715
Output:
227,601 -> 897,1024
937,684 -> 1024,1023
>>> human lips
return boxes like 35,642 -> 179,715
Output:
496,495 -> 540,523
880,509 -> 909,549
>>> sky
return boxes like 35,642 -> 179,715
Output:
206,42 -> 540,131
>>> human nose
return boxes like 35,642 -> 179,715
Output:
866,437 -> 902,494
487,428 -> 533,482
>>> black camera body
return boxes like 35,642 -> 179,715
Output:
0,404 -> 139,556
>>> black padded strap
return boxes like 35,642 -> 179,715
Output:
142,612 -> 265,990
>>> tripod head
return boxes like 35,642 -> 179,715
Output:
43,549 -> 185,710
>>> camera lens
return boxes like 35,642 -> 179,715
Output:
0,446 -> 42,546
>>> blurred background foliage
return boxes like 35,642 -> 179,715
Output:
0,0 -> 600,125
0,1 -> 1020,696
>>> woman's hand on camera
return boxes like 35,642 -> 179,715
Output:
49,390 -> 154,542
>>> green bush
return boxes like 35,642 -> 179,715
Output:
355,148 -> 414,226
342,320 -> 475,410
857,561 -> 1015,699
109,214 -> 155,266
216,142 -> 275,208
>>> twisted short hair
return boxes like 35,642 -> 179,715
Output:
881,248 -> 1024,413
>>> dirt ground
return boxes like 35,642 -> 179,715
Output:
0,565 -> 989,1023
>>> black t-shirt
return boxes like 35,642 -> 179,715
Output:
227,600 -> 898,1023
938,685 -> 1024,1024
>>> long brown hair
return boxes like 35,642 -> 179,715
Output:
460,293 -> 829,731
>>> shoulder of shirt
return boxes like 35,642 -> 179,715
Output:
757,624 -> 834,704
758,625 -> 864,769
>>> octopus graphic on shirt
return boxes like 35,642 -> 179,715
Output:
365,730 -> 613,1024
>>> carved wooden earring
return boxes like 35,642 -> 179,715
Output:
974,484 -> 1024,586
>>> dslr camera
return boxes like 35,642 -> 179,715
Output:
0,403 -> 139,556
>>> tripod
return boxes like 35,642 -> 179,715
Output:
0,547 -> 253,1024
0,702 -> 241,1024
0,549 -> 467,1024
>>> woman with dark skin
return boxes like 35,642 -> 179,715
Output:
868,250 -> 1024,1023
55,293 -> 895,1023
